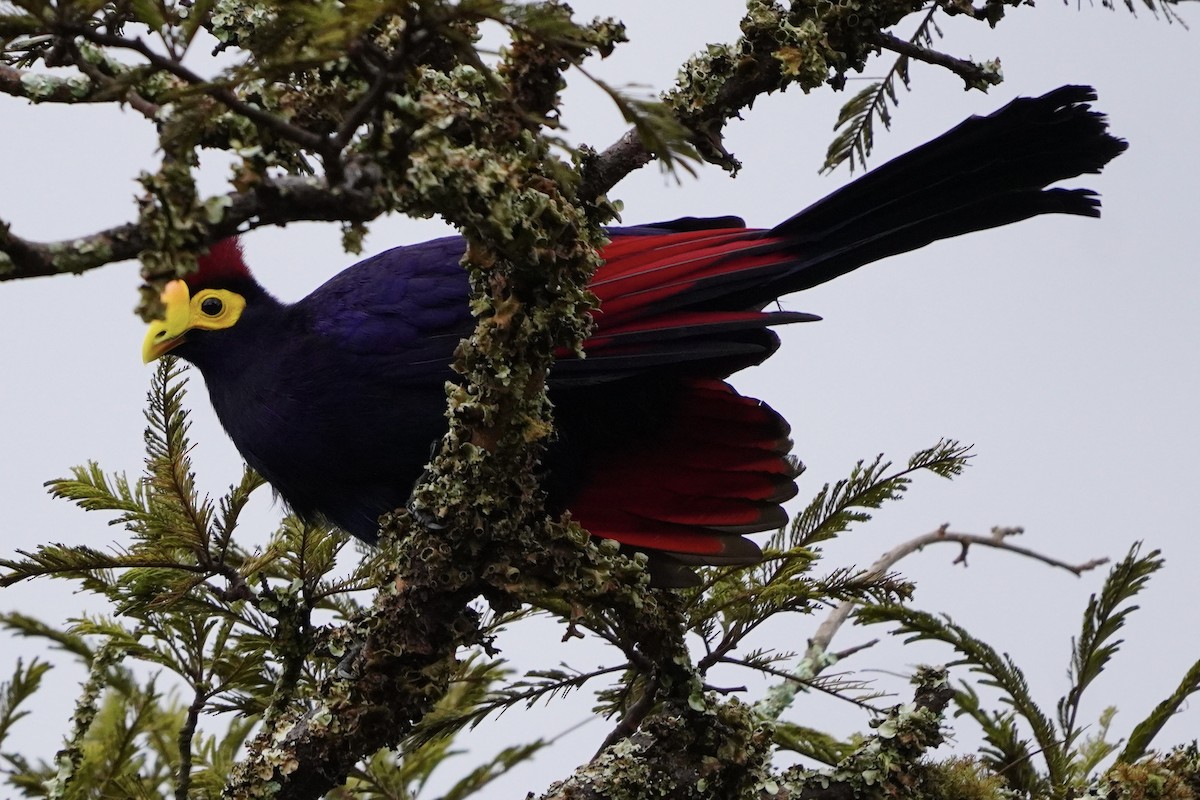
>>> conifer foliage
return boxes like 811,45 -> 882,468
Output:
1,1 -> 1197,797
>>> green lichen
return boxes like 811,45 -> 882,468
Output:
19,72 -> 92,101
778,666 -> 953,798
1101,750 -> 1200,800
134,160 -> 208,317
210,0 -> 283,49
43,643 -> 125,800
558,701 -> 771,798
919,756 -> 1008,800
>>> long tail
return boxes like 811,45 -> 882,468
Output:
551,86 -> 1126,584
708,85 -> 1128,310
584,85 -> 1126,330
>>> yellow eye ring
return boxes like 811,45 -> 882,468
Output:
189,289 -> 246,331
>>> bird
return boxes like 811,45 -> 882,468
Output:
142,85 -> 1126,586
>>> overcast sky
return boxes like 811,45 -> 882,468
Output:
1,1 -> 1197,794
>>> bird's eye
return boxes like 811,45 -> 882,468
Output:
200,297 -> 224,316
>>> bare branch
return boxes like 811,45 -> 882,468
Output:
874,32 -> 1002,89
175,683 -> 205,800
578,129 -> 655,202
803,526 -> 1109,675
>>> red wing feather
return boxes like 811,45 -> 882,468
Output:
590,229 -> 779,324
568,379 -> 797,564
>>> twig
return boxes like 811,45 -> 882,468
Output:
66,27 -> 328,153
175,683 -> 205,800
874,32 -> 1002,89
736,657 -> 888,718
578,129 -> 655,202
832,639 -> 879,661
593,674 -> 659,757
65,42 -> 161,120
803,526 -> 1108,675
330,47 -> 405,154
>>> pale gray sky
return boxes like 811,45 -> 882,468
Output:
1,1 -> 1197,793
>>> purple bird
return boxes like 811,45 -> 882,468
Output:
142,86 -> 1125,585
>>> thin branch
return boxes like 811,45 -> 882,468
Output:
66,27 -> 328,153
821,5 -> 940,174
726,657 -> 887,715
874,32 -> 1001,89
593,674 -> 658,756
330,54 -> 402,153
64,42 -> 160,120
324,36 -> 414,184
0,553 -> 242,588
175,682 -> 205,800
803,526 -> 1109,674
578,129 -> 654,201
831,639 -> 879,661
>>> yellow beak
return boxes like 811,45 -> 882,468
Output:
142,280 -> 192,363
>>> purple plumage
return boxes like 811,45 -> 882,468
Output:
149,87 -> 1125,585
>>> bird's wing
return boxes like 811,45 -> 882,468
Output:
551,221 -> 821,386
559,377 -> 795,584
299,236 -> 474,381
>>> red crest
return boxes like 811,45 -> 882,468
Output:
186,238 -> 251,289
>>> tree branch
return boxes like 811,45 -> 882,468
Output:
223,563 -> 482,799
874,32 -> 1002,89
0,167 -> 384,282
174,682 -> 205,800
802,526 -> 1109,677
578,129 -> 655,202
64,41 -> 160,120
0,64 -> 121,107
1,2 -> 1150,796
771,667 -> 955,800
66,27 -> 329,154
541,701 -> 772,800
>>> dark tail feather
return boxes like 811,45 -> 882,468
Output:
720,85 -> 1127,305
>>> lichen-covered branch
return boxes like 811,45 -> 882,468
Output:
224,570 -> 482,799
770,666 -> 955,800
0,64 -> 107,104
0,170 -> 384,283
540,668 -> 954,800
581,0 -> 994,196
71,27 -> 327,150
2,0 -> 1075,276
539,701 -> 774,800
219,10 -> 695,795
